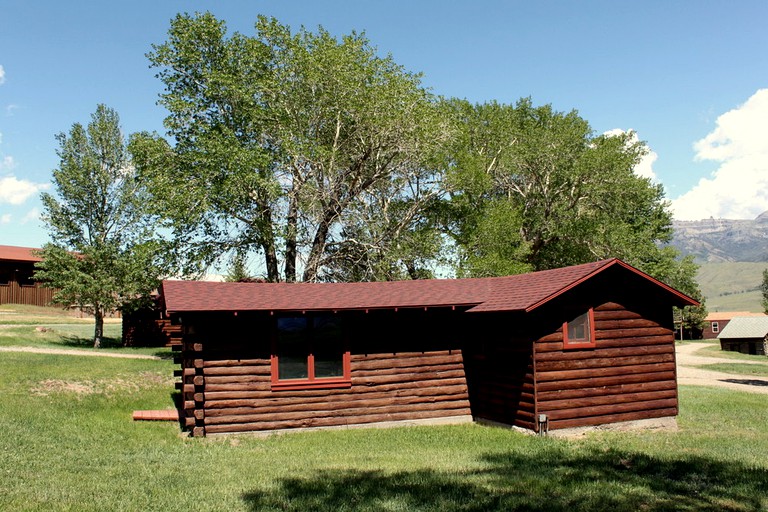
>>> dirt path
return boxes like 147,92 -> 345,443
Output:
0,346 -> 160,360
675,343 -> 768,394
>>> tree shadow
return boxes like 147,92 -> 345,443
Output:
721,378 -> 768,387
241,445 -> 768,511
59,335 -> 123,348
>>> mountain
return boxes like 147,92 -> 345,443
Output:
670,211 -> 768,312
670,211 -> 768,263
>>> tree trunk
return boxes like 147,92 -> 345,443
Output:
283,194 -> 298,283
93,308 -> 104,349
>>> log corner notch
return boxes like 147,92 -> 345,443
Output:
167,317 -> 206,437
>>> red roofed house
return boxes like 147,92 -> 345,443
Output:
702,311 -> 766,340
159,258 -> 698,437
0,245 -> 55,307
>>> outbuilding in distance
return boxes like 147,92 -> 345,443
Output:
158,258 -> 698,437
717,316 -> 768,356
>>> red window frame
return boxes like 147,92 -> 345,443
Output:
563,308 -> 596,349
270,315 -> 351,391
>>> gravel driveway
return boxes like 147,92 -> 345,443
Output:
675,342 -> 768,394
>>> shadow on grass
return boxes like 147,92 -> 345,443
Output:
59,335 -> 123,349
241,446 -> 768,512
152,349 -> 175,360
722,378 -> 768,387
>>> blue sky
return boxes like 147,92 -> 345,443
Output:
2,0 -> 768,248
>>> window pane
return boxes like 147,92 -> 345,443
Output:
277,317 -> 308,380
567,312 -> 590,342
313,316 -> 344,378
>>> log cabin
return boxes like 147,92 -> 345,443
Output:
158,258 -> 698,437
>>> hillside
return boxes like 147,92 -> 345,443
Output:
695,262 -> 764,312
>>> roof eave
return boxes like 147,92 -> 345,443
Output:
522,258 -> 699,313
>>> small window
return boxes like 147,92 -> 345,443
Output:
18,272 -> 36,287
271,314 -> 351,390
563,309 -> 595,349
711,321 -> 719,333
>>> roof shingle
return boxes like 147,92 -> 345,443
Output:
161,258 -> 698,314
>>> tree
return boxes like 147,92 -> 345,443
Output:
223,251 -> 254,282
762,268 -> 768,314
442,98 -> 675,272
35,105 -> 164,347
131,12 -> 446,283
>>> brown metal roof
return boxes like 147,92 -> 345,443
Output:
705,311 -> 765,321
0,245 -> 43,262
161,258 -> 699,314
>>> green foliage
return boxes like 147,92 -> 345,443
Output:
133,12 -> 444,283
36,105 -> 166,346
224,251 -> 254,282
442,98 -> 677,274
761,268 -> 768,314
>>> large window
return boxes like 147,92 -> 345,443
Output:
271,314 -> 350,390
563,308 -> 595,349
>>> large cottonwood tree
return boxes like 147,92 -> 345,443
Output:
132,13 -> 445,282
442,98 -> 680,274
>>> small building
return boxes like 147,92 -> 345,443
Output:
0,245 -> 55,307
717,317 -> 768,356
158,258 -> 698,437
703,311 -> 766,340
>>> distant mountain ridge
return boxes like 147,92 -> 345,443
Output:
670,211 -> 768,263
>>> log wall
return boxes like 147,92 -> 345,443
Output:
172,309 -> 472,436
534,301 -> 678,431
720,338 -> 767,356
463,315 -> 536,431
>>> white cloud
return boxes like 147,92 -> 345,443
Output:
603,128 -> 658,182
0,65 -> 5,85
0,175 -> 48,205
0,213 -> 10,224
672,89 -> 768,221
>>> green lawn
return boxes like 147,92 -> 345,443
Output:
1,311 -> 767,511
695,342 -> 768,363
0,304 -> 170,358
694,363 -> 768,378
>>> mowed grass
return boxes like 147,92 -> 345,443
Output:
695,363 -> 768,377
694,341 -> 768,363
1,310 -> 767,511
0,304 -> 169,358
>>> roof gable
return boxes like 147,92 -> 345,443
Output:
161,258 -> 699,314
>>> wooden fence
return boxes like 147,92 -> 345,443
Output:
0,282 -> 56,307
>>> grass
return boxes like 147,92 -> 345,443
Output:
1,309 -> 768,511
694,342 -> 768,362
694,363 -> 768,378
0,304 -> 171,358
